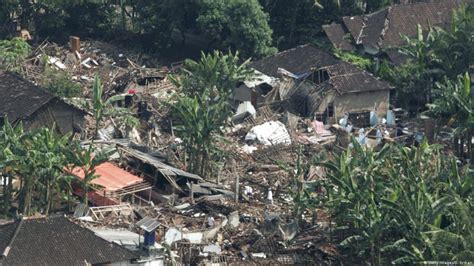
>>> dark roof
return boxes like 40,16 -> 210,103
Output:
323,62 -> 392,93
250,44 -> 392,94
342,16 -> 364,43
0,216 -> 138,265
0,71 -> 56,124
385,50 -> 411,66
249,44 -> 339,77
360,9 -> 389,49
324,0 -> 462,51
322,23 -> 355,51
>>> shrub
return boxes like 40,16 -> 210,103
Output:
42,69 -> 82,98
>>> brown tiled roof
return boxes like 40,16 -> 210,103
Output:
324,0 -> 462,51
250,44 -> 392,94
322,23 -> 355,51
342,16 -> 364,43
249,44 -> 339,77
360,9 -> 388,49
380,1 -> 461,48
0,216 -> 138,265
323,62 -> 392,93
0,71 -> 55,124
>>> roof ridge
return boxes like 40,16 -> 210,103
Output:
1,71 -> 56,99
377,6 -> 392,48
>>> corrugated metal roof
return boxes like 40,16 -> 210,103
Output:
119,147 -> 203,181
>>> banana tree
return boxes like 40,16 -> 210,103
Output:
170,51 -> 252,177
318,139 -> 392,264
91,75 -> 138,139
0,118 -> 26,217
431,73 -> 473,158
66,144 -> 113,204
172,94 -> 229,177
27,127 -> 70,214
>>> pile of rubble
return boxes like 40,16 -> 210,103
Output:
12,37 -> 446,265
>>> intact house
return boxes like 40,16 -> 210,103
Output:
0,216 -> 138,265
0,71 -> 86,134
234,44 -> 392,125
323,0 -> 462,65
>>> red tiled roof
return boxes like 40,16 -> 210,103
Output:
70,162 -> 143,192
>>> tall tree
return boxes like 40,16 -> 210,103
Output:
171,51 -> 252,177
197,0 -> 277,58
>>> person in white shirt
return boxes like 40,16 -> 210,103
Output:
267,188 -> 274,205
207,216 -> 215,228
244,186 -> 253,197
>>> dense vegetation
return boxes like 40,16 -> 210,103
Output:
0,119 -> 108,216
0,0 -> 418,58
170,51 -> 252,177
0,1 -> 472,264
312,140 -> 474,264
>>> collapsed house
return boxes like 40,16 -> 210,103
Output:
323,0 -> 462,64
236,44 -> 392,124
0,216 -> 138,265
0,71 -> 86,134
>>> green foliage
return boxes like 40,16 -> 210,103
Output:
377,59 -> 427,110
171,51 -> 252,177
42,68 -> 82,98
66,143 -> 112,205
260,0 -> 363,49
429,73 -> 473,138
172,95 -> 229,177
315,140 -> 474,264
334,49 -> 373,70
197,0 -> 277,58
0,37 -> 31,72
91,75 -> 139,139
379,5 -> 474,111
0,119 -> 74,216
171,50 -> 253,99
0,118 -> 116,215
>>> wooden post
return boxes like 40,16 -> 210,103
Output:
190,183 -> 194,204
70,36 -> 80,53
235,174 -> 239,203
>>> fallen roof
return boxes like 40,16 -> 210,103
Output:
118,146 -> 204,191
70,162 -> 145,192
0,71 -> 55,124
250,44 -> 392,94
324,0 -> 462,51
249,44 -> 339,77
323,62 -> 392,93
0,216 -> 138,265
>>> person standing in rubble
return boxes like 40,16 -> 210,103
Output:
207,215 -> 215,228
267,188 -> 274,205
244,185 -> 253,199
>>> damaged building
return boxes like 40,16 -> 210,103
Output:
235,44 -> 392,124
0,71 -> 86,134
0,216 -> 138,265
323,0 -> 462,64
